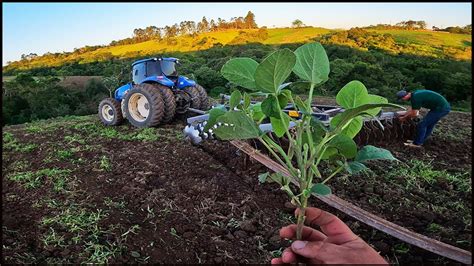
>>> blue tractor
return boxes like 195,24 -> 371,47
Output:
98,57 -> 210,128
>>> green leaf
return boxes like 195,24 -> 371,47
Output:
204,107 -> 227,132
255,49 -> 296,94
310,117 -> 327,143
213,111 -> 261,140
269,173 -> 284,185
290,81 -> 312,92
250,102 -> 265,121
280,89 -> 293,104
345,161 -> 368,175
293,42 -> 330,85
355,145 -> 398,162
261,96 -> 281,118
332,103 -> 403,134
336,80 -> 368,109
221,58 -> 259,90
295,96 -> 310,113
327,134 -> 357,159
310,183 -> 331,196
258,172 -> 269,183
330,114 -> 363,139
229,90 -> 242,110
364,94 -> 388,116
277,93 -> 289,108
243,92 -> 251,109
270,113 -> 290,138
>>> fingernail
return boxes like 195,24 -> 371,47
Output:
292,240 -> 307,250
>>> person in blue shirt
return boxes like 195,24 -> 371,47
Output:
396,89 -> 451,148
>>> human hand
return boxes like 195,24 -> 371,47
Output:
271,207 -> 388,265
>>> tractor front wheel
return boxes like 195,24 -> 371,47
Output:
123,83 -> 164,128
98,98 -> 124,126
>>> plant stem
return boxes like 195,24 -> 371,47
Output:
296,196 -> 308,240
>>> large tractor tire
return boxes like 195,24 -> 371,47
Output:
195,84 -> 211,111
98,98 -> 124,126
123,83 -> 164,128
154,84 -> 176,124
183,86 -> 201,109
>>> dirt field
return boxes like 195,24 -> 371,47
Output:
2,110 -> 471,264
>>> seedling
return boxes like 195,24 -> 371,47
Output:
207,42 -> 401,239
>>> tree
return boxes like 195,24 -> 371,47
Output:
292,19 -> 305,28
197,16 -> 210,33
244,11 -> 258,29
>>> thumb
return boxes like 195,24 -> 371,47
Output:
290,240 -> 338,260
290,240 -> 322,259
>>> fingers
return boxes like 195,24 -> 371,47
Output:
296,207 -> 358,244
270,248 -> 297,264
280,224 -> 327,242
290,240 -> 328,259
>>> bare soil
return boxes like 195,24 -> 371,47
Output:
2,110 -> 471,264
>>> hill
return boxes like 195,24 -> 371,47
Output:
3,27 -> 471,73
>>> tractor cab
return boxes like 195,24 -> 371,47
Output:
132,57 -> 179,84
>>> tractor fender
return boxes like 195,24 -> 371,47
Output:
141,76 -> 174,87
114,83 -> 133,101
176,76 -> 196,89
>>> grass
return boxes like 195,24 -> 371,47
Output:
7,168 -> 72,191
370,29 -> 471,48
100,155 -> 112,171
41,205 -> 124,264
3,132 -> 37,153
384,159 -> 471,192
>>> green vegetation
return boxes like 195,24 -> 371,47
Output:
2,15 -> 471,126
7,168 -> 72,191
213,42 -> 399,239
3,132 -> 37,152
384,159 -> 471,192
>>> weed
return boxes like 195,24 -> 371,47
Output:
227,218 -> 241,229
41,228 -> 66,248
9,160 -> 30,172
170,227 -> 180,238
8,168 -> 71,190
100,155 -> 112,171
393,243 -> 410,254
427,223 -> 443,233
103,197 -> 126,209
270,247 -> 284,258
121,225 -> 141,240
122,128 -> 159,142
56,149 -> 74,161
387,159 -> 471,192
25,124 -> 43,133
3,132 -> 37,153
64,134 -> 86,145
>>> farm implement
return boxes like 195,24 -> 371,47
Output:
183,94 -> 419,146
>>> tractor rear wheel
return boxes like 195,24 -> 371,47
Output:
124,83 -> 164,128
195,84 -> 211,110
98,98 -> 124,126
183,86 -> 201,109
154,84 -> 176,123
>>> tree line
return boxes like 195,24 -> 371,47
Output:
3,32 -> 471,125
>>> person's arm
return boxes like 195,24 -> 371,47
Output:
399,107 -> 419,121
271,207 -> 388,265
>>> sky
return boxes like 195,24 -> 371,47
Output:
2,2 -> 472,65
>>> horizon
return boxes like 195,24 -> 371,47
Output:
3,2 -> 472,66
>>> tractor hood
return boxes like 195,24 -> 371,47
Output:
176,76 -> 196,89
141,75 -> 175,87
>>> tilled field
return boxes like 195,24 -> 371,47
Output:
2,110 -> 471,264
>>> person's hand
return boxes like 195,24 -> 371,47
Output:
271,207 -> 388,265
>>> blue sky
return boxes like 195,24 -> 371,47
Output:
2,2 -> 472,65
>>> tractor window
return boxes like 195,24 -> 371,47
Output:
146,61 -> 161,76
160,61 -> 178,77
